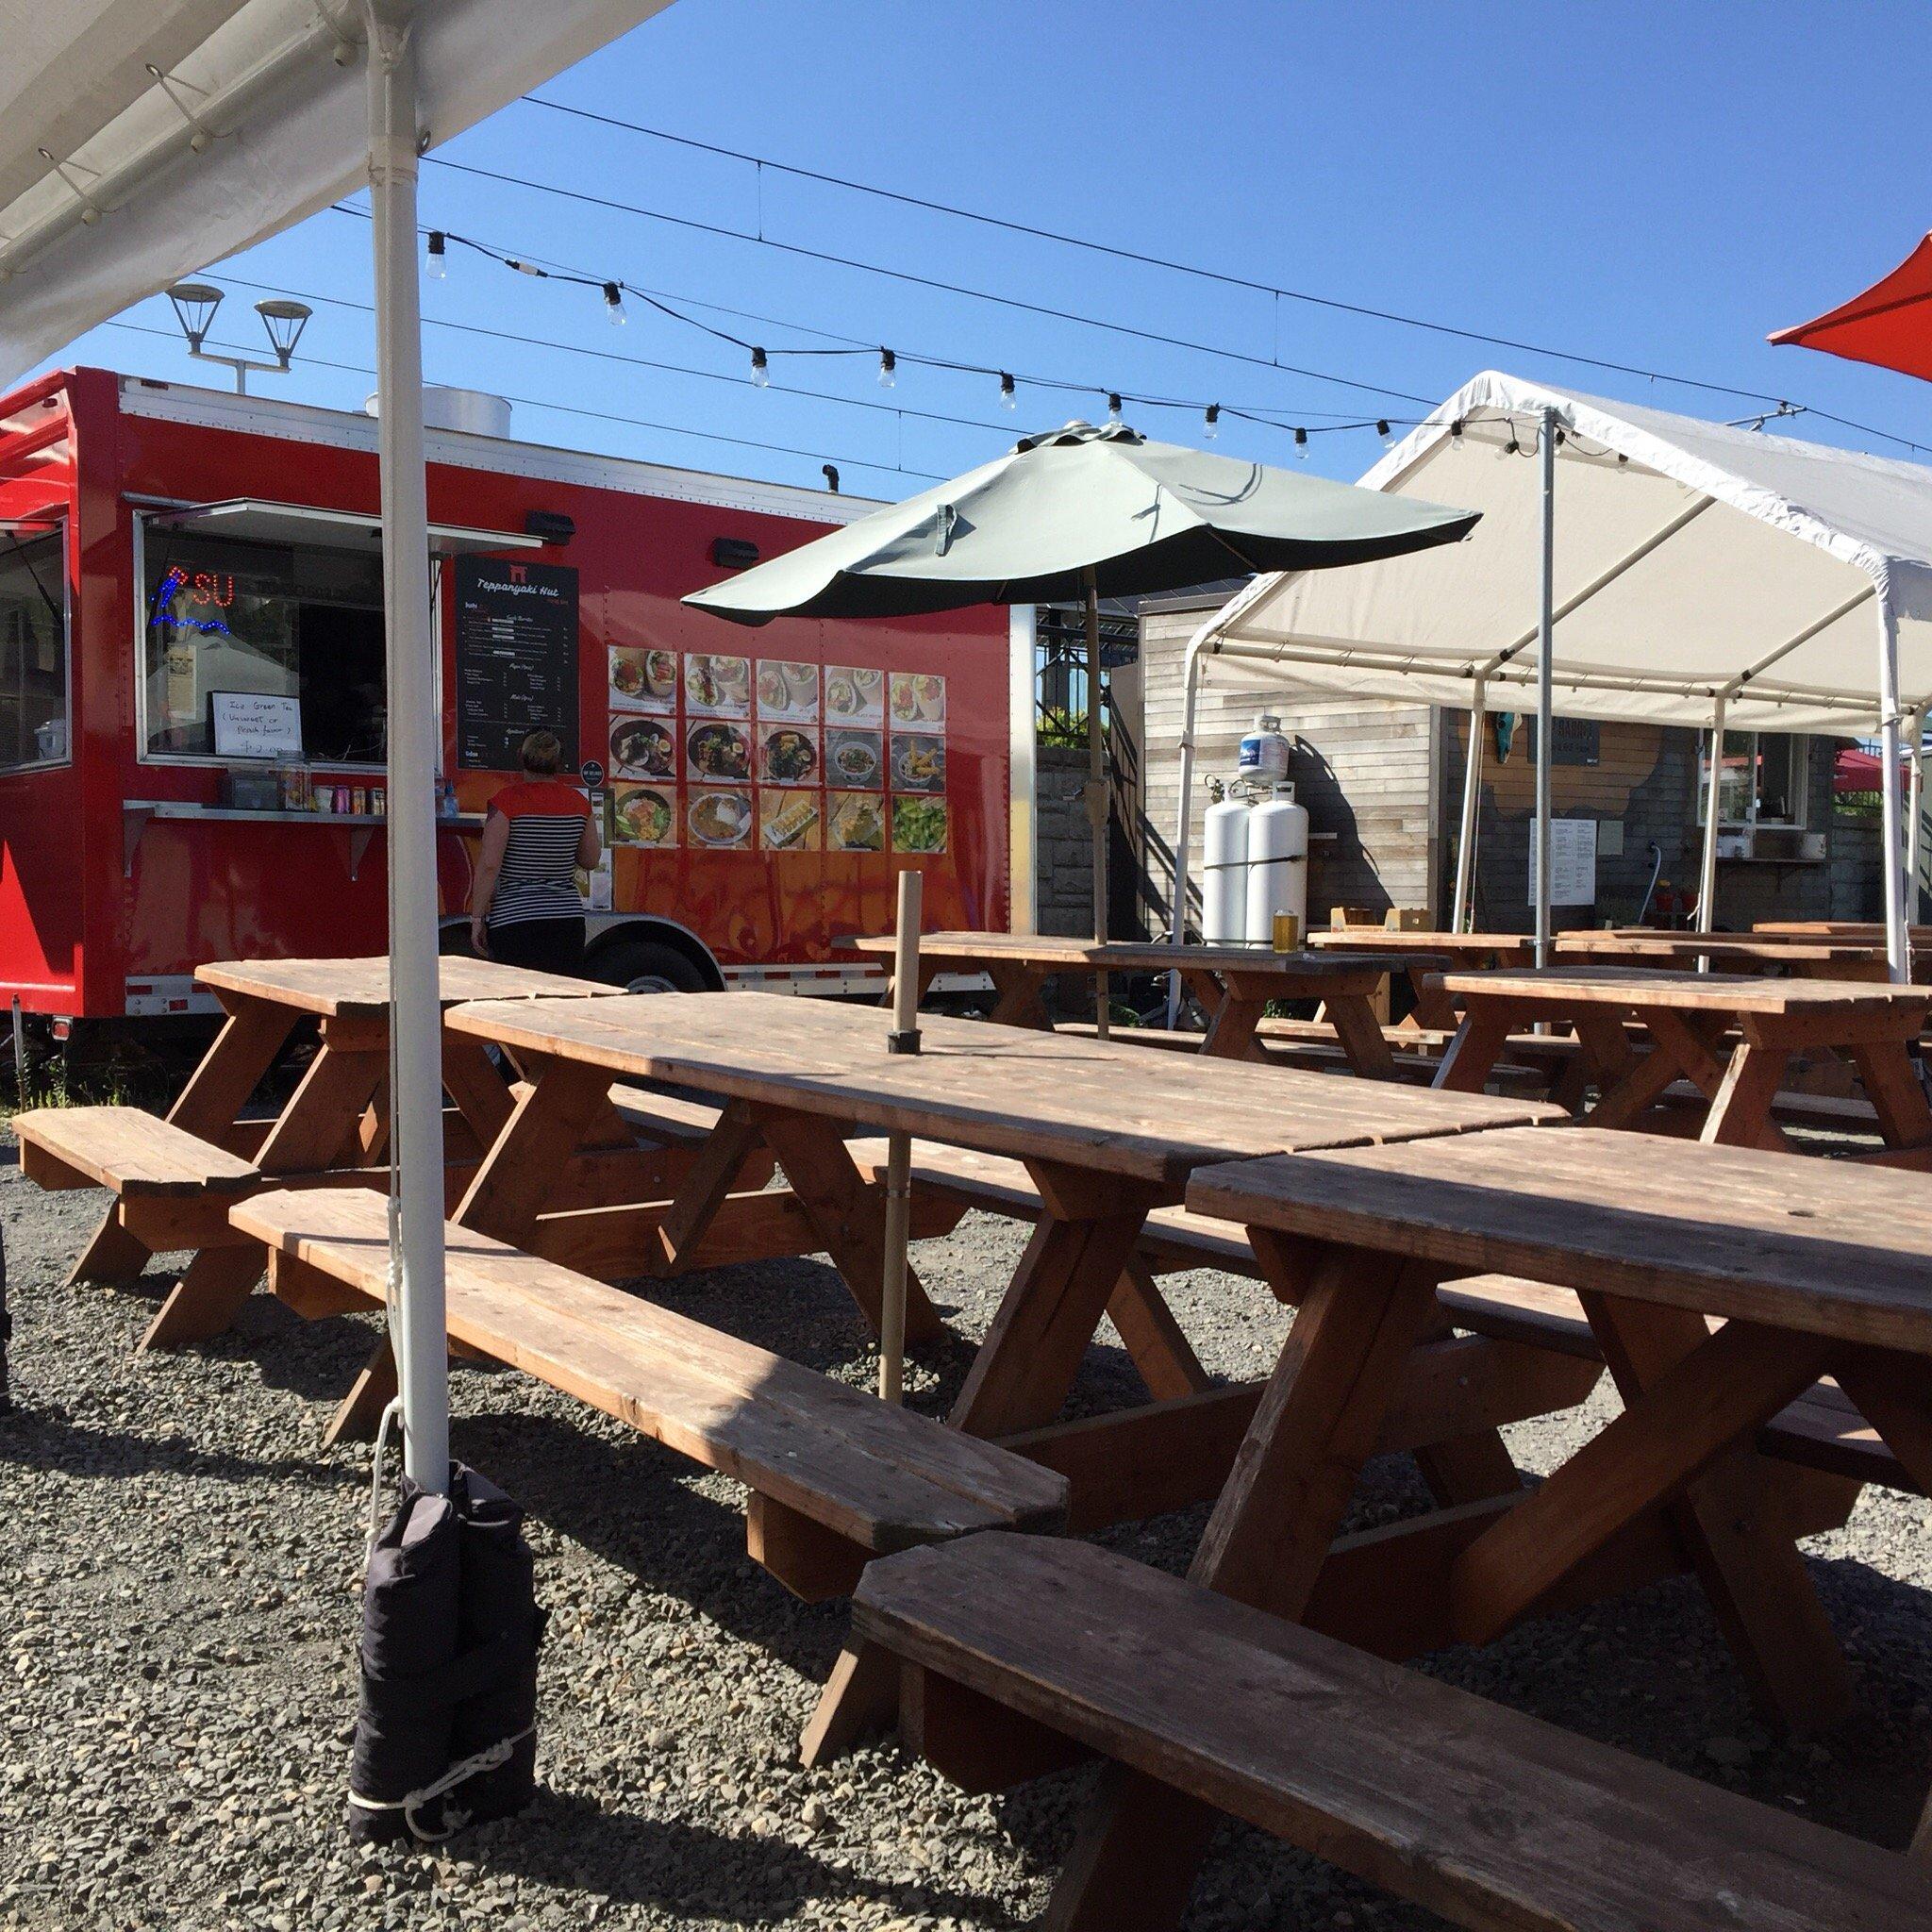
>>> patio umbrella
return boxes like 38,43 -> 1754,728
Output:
1773,242 -> 1932,959
685,417 -> 1481,980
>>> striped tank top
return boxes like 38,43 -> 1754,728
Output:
487,780 -> 590,929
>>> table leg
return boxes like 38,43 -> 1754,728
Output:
1454,1298 -> 1849,1730
325,1335 -> 399,1448
1702,1041 -> 1792,1150
1431,1008 -> 1513,1092
755,1109 -> 944,1344
139,1245 -> 268,1353
70,995 -> 296,1288
950,1172 -> 1162,1438
1198,991 -> 1269,1060
1106,1255 -> 1209,1400
882,959 -> 942,1013
650,1099 -> 763,1273
439,1033 -> 517,1149
1324,992 -> 1398,1080
1846,1035 -> 1932,1149
984,965 -> 1054,1029
1044,1240 -> 1440,1932
1407,967 -> 1459,1031
254,1042 -> 388,1176
454,1058 -> 622,1245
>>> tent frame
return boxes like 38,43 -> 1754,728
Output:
1166,386 -> 1922,984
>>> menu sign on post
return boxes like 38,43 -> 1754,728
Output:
455,557 -> 580,772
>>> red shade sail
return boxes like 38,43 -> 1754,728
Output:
1770,234 -> 1932,381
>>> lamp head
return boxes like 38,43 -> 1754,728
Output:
254,297 -> 312,365
166,281 -> 224,351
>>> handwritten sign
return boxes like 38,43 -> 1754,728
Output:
210,691 -> 303,759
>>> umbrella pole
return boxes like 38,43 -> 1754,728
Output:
1696,697 -> 1727,958
1452,676 -> 1487,933
1533,408 -> 1557,968
367,4 -> 447,1493
1909,707 -> 1927,926
880,868 -> 922,1403
1878,599 -> 1910,982
1084,569 -> 1109,1035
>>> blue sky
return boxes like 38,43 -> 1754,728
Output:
37,0 -> 1932,499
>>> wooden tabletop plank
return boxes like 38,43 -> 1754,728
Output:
1433,965 -> 1930,1017
1556,933 -> 1881,969
198,956 -> 625,1019
1186,1126 -> 1932,1354
1313,928 -> 1535,958
446,991 -> 1562,1185
839,933 -> 1422,978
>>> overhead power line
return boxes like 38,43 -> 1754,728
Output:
496,92 -> 1932,458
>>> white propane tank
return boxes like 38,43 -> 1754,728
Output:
1202,782 -> 1251,945
1237,713 -> 1291,786
1245,782 -> 1309,945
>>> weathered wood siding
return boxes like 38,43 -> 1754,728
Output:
1139,599 -> 1439,937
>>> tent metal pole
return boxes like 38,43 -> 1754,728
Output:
367,1 -> 448,1495
1534,408 -> 1557,966
1877,599 -> 1910,982
1907,708 -> 1929,928
1084,568 -> 1108,1036
1696,696 -> 1727,948
1452,676 -> 1486,933
1166,638 -> 1203,1028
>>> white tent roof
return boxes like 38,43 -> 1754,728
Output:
0,0 -> 673,389
1195,368 -> 1932,734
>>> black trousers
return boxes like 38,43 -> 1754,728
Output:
484,916 -> 586,976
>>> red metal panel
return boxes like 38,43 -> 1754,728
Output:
0,369 -> 1011,1017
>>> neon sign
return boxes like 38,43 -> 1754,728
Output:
150,563 -> 234,637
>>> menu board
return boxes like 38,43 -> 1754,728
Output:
604,651 -> 949,856
455,556 -> 580,772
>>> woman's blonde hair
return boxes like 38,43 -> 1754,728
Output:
520,728 -> 565,775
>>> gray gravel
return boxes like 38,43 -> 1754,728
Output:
4,1147 -> 1932,1932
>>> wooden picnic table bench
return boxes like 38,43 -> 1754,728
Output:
856,1535 -> 1932,1932
1555,929 -> 1892,977
874,1125 -> 1932,1928
1430,964 -> 1932,1150
40,955 -> 625,1350
838,931 -> 1432,1074
231,1187 -> 1066,1607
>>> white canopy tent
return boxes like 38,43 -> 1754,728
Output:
0,0 -> 675,1493
1171,370 -> 1932,980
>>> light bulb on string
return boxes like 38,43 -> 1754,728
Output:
1294,426 -> 1309,460
1203,404 -> 1220,441
1376,420 -> 1393,447
750,346 -> 770,388
425,231 -> 447,281
1450,417 -> 1465,449
877,347 -> 896,390
1107,391 -> 1123,425
998,372 -> 1016,411
602,281 -> 627,327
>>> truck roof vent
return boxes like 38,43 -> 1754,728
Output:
363,387 -> 511,439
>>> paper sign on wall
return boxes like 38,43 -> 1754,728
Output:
210,691 -> 303,758
1530,817 -> 1598,908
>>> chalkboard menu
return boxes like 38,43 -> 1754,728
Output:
454,556 -> 580,772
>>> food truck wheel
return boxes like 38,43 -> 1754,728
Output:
591,938 -> 708,996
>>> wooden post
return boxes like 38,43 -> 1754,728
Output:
881,868 -> 923,1403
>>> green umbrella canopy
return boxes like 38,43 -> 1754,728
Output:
683,419 -> 1480,624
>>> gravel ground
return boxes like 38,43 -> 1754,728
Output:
5,1144 -> 1932,1932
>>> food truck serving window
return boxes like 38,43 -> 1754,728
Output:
0,528 -> 69,771
142,529 -> 386,764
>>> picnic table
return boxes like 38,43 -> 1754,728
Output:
1429,964 -> 1932,1151
66,955 -> 622,1346
1309,927 -> 1535,1027
837,931 -> 1429,1074
940,1127 -> 1932,1929
439,990 -> 1565,1747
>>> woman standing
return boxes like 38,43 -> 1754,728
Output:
469,729 -> 600,974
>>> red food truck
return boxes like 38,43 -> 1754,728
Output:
0,366 -> 1031,1043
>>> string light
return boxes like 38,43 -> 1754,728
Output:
1107,391 -> 1123,425
1203,403 -> 1220,441
1294,426 -> 1308,460
1376,419 -> 1393,447
877,347 -> 896,389
602,280 -> 626,326
1450,417 -> 1465,448
425,230 -> 447,280
998,371 -> 1016,410
750,345 -> 770,387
